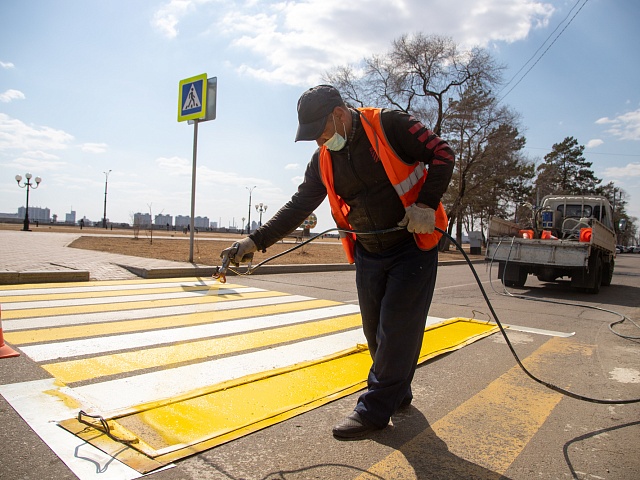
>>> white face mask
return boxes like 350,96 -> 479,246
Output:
324,114 -> 347,151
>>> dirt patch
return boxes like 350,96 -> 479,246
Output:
68,235 -> 350,266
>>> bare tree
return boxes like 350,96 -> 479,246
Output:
325,33 -> 503,135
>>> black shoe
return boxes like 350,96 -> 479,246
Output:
332,411 -> 381,439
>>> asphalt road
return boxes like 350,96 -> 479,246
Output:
1,253 -> 639,479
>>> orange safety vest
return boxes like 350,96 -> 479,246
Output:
319,107 -> 447,263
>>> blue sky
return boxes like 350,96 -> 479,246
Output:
1,0 -> 639,234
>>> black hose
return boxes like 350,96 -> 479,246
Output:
223,225 -> 640,404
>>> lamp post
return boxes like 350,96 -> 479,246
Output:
255,202 -> 268,227
15,173 -> 42,231
246,185 -> 256,234
103,170 -> 112,229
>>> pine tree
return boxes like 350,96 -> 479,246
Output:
534,137 -> 601,196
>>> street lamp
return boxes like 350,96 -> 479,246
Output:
246,186 -> 256,234
15,173 -> 42,231
103,170 -> 112,229
255,202 -> 268,227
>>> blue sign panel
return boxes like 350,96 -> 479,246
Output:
178,73 -> 207,122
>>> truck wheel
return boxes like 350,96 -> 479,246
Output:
601,258 -> 614,287
585,253 -> 602,294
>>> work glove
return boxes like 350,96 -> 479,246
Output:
398,204 -> 436,234
220,237 -> 257,266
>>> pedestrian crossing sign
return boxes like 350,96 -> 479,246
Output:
178,73 -> 207,122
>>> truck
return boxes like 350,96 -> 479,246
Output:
485,195 -> 617,294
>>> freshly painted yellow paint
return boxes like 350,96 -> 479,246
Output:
44,312 -> 361,383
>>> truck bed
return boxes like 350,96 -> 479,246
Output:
485,216 -> 615,268
486,239 -> 590,268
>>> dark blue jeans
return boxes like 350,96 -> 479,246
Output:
353,237 -> 438,427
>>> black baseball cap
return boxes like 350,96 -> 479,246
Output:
295,85 -> 344,142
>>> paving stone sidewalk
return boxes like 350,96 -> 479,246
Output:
0,230 -> 210,282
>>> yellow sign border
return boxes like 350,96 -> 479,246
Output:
177,73 -> 207,122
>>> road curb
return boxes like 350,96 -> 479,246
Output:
0,259 -> 487,285
0,270 -> 90,285
124,259 -> 486,280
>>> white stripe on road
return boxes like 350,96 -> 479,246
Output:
0,279 -> 221,297
0,287 -> 265,310
2,294 -> 314,331
20,304 -> 361,362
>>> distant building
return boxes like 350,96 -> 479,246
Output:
133,212 -> 152,226
18,206 -> 50,223
175,215 -> 190,228
65,210 -> 76,224
210,221 -> 218,229
155,214 -> 173,227
194,216 -> 209,229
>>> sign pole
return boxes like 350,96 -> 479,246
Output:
178,73 -> 216,264
189,119 -> 199,263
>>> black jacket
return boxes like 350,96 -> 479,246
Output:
250,108 -> 455,254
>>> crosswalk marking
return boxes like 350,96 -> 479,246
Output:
0,286 -> 266,309
43,314 -> 362,383
71,329 -> 367,415
5,298 -> 339,343
19,304 -> 361,361
2,294 -> 319,331
0,279 -> 232,297
1,289 -> 284,319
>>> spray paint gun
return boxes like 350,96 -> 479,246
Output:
213,242 -> 254,283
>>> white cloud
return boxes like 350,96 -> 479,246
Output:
155,156 -> 269,188
284,163 -> 299,170
80,143 -> 108,153
603,163 -> 640,178
0,114 -> 74,151
151,0 -> 221,38
596,109 -> 640,141
0,61 -> 15,69
156,155 -> 191,175
151,0 -> 197,39
9,155 -> 68,171
0,89 -> 25,102
586,139 -> 603,148
156,0 -> 555,85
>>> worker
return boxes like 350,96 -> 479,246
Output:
220,85 -> 455,438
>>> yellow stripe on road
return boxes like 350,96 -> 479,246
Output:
6,299 -> 339,344
43,314 -> 363,383
357,337 -> 592,479
1,289 -> 286,319
0,281 -> 244,303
